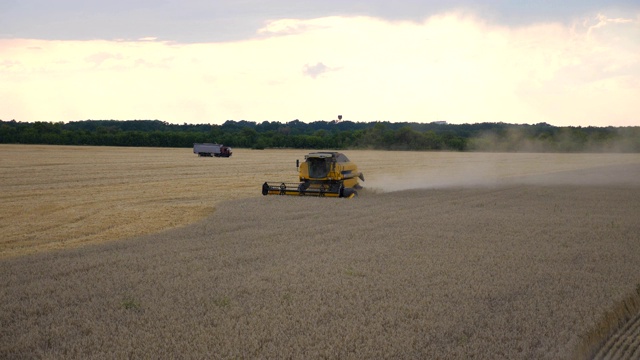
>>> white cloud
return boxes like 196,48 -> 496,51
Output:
1,12 -> 638,126
586,13 -> 634,35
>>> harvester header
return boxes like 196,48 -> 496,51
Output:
262,151 -> 364,198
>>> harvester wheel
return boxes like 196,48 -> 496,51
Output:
262,182 -> 269,196
342,188 -> 358,198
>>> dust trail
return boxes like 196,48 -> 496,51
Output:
365,162 -> 501,192
363,154 -> 640,193
508,163 -> 640,187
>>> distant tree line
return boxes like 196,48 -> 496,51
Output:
0,119 -> 638,152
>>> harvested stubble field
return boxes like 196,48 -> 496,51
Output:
1,144 -> 640,359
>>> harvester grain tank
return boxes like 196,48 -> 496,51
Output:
262,151 -> 364,198
193,143 -> 232,157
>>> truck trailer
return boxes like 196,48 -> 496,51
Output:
193,143 -> 232,157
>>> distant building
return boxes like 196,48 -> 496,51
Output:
431,121 -> 447,125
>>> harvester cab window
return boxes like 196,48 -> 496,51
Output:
308,158 -> 330,178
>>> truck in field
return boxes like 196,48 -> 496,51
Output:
193,143 -> 232,157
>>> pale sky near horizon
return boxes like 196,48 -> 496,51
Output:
1,1 -> 639,126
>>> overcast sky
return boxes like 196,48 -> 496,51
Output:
1,1 -> 639,126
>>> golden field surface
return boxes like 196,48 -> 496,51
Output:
1,144 -> 640,358
2,144 -> 639,259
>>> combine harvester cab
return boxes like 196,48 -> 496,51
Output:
262,152 -> 364,198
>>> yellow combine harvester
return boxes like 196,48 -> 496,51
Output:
262,151 -> 364,198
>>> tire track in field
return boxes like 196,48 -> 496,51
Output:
592,311 -> 640,359
577,288 -> 640,360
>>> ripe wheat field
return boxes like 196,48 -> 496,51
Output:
1,144 -> 640,359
